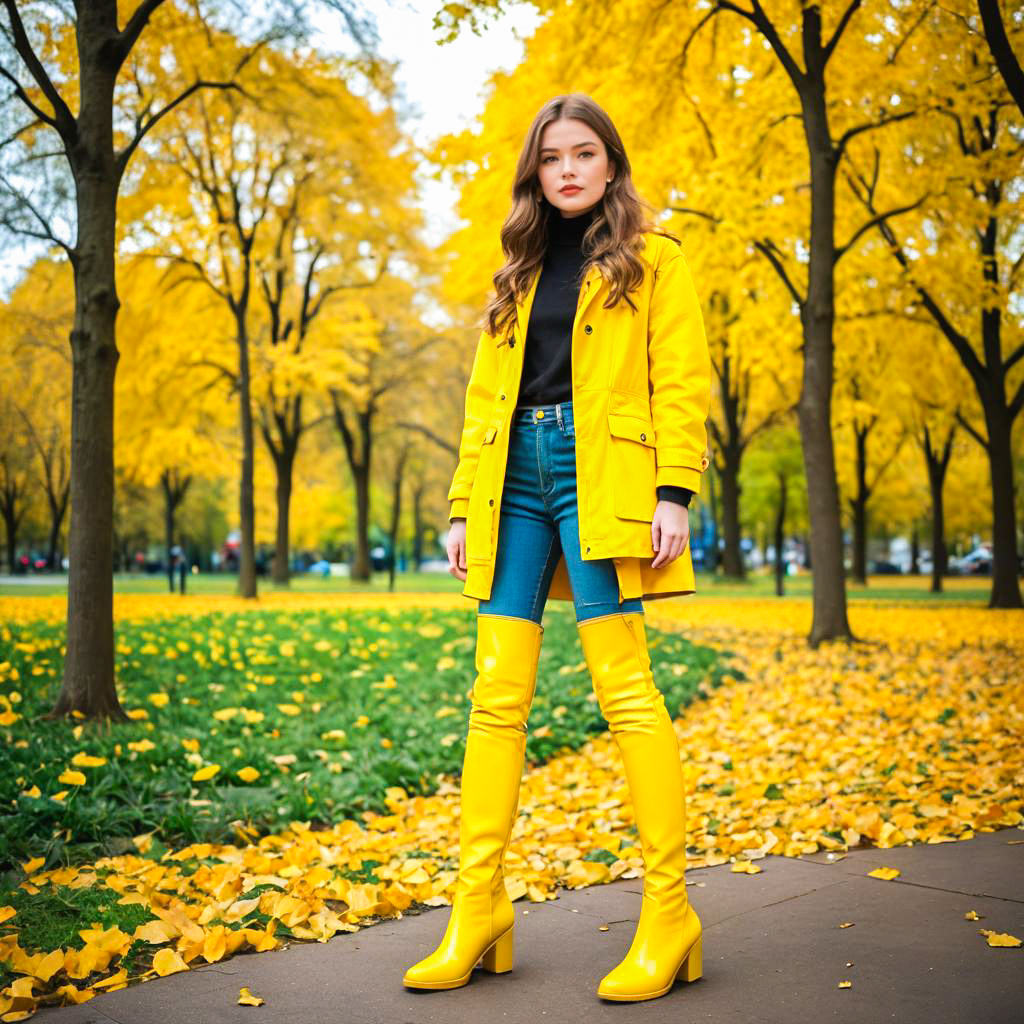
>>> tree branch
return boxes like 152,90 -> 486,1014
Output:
1003,341 -> 1024,377
1,0 -> 76,141
822,0 -> 862,66
1009,376 -> 1024,422
115,80 -> 246,180
752,237 -> 804,308
0,171 -> 76,262
833,107 -> 917,163
0,61 -> 57,128
978,0 -> 1024,118
954,408 -> 988,449
723,0 -> 805,87
115,0 -> 167,67
395,421 -> 458,458
834,195 -> 928,266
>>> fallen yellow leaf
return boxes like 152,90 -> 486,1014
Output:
152,948 -> 189,976
867,866 -> 901,880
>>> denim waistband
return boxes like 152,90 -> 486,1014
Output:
513,400 -> 573,423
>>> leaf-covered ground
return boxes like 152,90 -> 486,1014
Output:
0,596 -> 727,872
1,593 -> 1021,1019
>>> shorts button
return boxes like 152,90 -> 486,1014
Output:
536,410 -> 545,419
586,546 -> 590,553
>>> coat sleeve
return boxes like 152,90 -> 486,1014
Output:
647,244 -> 712,494
447,326 -> 500,521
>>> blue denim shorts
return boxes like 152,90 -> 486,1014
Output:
477,400 -> 645,625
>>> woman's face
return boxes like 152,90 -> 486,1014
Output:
536,118 -> 613,219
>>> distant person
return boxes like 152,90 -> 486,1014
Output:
168,545 -> 182,594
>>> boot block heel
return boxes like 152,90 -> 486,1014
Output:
676,935 -> 702,983
479,926 -> 514,974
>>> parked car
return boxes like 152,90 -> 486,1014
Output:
869,560 -> 903,575
954,547 -> 993,575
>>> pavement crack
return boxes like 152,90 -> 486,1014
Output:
880,878 -> 1024,904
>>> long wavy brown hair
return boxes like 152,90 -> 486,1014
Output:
481,93 -> 679,341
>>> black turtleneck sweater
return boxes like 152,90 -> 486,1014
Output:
517,206 -> 693,509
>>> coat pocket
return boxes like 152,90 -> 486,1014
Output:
607,411 -> 657,521
466,423 -> 500,560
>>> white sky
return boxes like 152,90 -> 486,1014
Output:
359,0 -> 541,246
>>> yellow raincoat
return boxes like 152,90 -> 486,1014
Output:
447,230 -> 711,604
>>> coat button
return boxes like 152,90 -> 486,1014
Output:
640,432 -> 646,441
500,394 -> 505,400
584,324 -> 593,334
488,499 -> 494,506
586,546 -> 590,553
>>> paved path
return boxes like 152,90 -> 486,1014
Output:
34,828 -> 1023,1024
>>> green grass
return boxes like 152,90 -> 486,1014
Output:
0,604 -> 734,878
0,566 -> 1000,603
0,881 -> 156,962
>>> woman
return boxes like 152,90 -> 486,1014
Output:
403,93 -> 711,1003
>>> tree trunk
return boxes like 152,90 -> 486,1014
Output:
387,446 -> 408,592
0,460 -> 27,575
707,321 -> 750,580
983,400 -> 1022,608
352,461 -> 372,582
332,398 -> 374,583
43,460 -> 70,571
923,424 -> 953,594
3,515 -> 15,574
47,142 -> 128,721
411,481 -> 425,571
271,441 -> 297,585
705,461 -> 719,573
260,397 -> 303,588
237,316 -> 257,599
718,451 -> 745,579
161,469 -> 190,594
796,74 -> 854,646
774,471 -> 787,597
849,421 -> 870,584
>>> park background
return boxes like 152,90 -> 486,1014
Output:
0,0 -> 1022,1019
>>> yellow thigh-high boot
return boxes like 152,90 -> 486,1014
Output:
577,611 -> 702,1002
403,613 -> 543,990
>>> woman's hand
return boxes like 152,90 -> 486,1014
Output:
448,518 -> 468,581
650,501 -> 690,569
